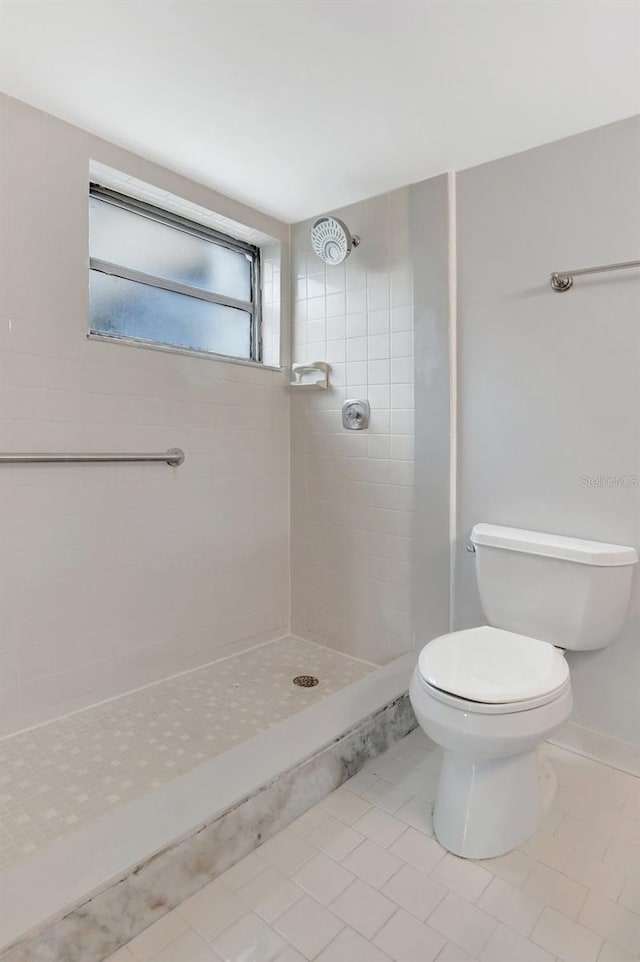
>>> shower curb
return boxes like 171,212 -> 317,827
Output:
1,693 -> 416,962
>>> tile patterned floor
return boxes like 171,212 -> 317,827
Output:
109,730 -> 640,962
0,637 -> 374,869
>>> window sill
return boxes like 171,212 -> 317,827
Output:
87,332 -> 283,372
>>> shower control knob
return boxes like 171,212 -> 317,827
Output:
342,399 -> 370,430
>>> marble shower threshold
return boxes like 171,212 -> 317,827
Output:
0,650 -> 416,961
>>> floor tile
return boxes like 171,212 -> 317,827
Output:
274,894 -> 344,959
128,910 -> 189,961
177,880 -> 247,941
211,910 -> 287,962
105,949 -> 137,962
600,811 -> 640,847
258,829 -> 316,876
394,795 -> 434,836
237,866 -> 303,922
428,891 -> 498,956
388,826 -> 445,874
330,878 -> 397,938
218,851 -> 267,892
477,876 -> 545,936
342,838 -> 403,888
396,766 -> 439,803
430,852 -> 493,903
381,863 -> 447,921
531,906 -> 603,962
272,948 -> 307,962
579,891 -> 640,957
289,806 -> 329,838
436,942 -> 475,961
413,750 -> 442,777
479,922 -> 553,962
343,769 -> 379,795
307,816 -> 365,861
621,788 -> 640,822
352,806 -> 407,848
367,755 -> 420,787
555,813 -> 611,859
149,928 -> 220,962
482,848 -> 536,888
618,875 -> 639,915
316,925 -> 392,962
522,829 -> 574,872
597,937 -> 639,961
540,807 -> 564,834
373,907 -> 447,962
555,783 -> 619,823
604,840 -> 640,878
292,852 -> 354,904
319,786 -> 371,825
402,728 -> 433,751
361,777 -> 413,814
524,862 -> 588,919
565,849 -> 625,902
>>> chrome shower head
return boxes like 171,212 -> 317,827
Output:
311,216 -> 360,265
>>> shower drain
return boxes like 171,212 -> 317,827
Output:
292,675 -> 319,688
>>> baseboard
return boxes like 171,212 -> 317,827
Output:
550,721 -> 640,776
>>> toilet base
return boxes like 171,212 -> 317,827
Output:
433,748 -> 544,859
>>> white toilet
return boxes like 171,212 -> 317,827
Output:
410,523 -> 638,860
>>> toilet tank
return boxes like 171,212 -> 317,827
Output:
470,524 -> 638,650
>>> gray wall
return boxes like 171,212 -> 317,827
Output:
454,116 -> 640,744
411,175 -> 452,648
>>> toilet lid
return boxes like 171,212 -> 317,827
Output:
418,626 -> 569,704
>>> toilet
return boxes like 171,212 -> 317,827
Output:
410,523 -> 638,860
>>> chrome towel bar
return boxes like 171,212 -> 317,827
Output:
550,258 -> 640,292
0,448 -> 185,466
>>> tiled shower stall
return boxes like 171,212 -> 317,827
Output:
0,94 -> 445,958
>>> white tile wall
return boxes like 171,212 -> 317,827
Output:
290,190 -> 414,663
0,95 -> 290,735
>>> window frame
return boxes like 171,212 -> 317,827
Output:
88,183 -> 263,362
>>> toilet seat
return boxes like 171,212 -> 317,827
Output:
416,672 -> 570,714
418,626 -> 569,707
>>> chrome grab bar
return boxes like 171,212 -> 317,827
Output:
0,448 -> 185,466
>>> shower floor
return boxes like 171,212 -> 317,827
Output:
0,636 -> 375,871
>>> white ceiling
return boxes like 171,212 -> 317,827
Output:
1,0 -> 638,223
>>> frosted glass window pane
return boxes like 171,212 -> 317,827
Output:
90,271 -> 251,359
89,197 -> 252,302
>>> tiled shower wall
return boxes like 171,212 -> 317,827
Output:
0,95 -> 290,736
290,190 -> 416,664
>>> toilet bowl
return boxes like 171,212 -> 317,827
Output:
409,626 -> 572,858
410,523 -> 638,860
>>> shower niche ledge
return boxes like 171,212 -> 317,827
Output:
290,361 -> 330,389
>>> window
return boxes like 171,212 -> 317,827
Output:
88,184 -> 262,362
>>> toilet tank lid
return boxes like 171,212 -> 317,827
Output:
470,524 -> 639,567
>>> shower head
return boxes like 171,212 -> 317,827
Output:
311,216 -> 360,265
